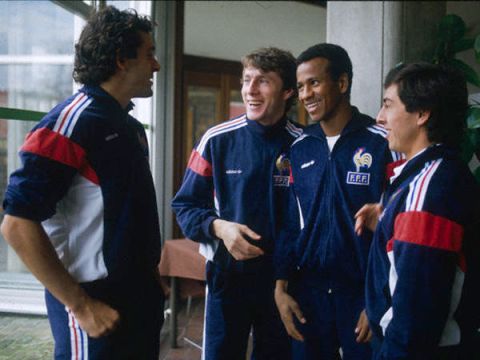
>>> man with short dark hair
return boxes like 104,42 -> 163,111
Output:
172,47 -> 302,360
274,43 -> 400,359
0,6 -> 164,359
357,63 -> 480,359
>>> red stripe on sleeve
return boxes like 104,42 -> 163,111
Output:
386,239 -> 393,252
21,127 -> 99,185
393,211 -> 463,252
187,150 -> 212,176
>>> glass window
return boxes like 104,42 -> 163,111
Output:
107,0 -> 151,13
186,85 -> 222,156
229,89 -> 245,119
0,1 -> 81,274
0,1 -> 156,278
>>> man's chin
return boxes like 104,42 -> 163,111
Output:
308,114 -> 324,123
135,89 -> 153,99
246,112 -> 261,121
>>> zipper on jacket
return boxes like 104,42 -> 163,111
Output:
321,139 -> 335,266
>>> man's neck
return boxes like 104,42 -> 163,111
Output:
255,113 -> 285,127
320,101 -> 352,137
406,138 -> 433,161
100,79 -> 131,109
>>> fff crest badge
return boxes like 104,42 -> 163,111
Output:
346,147 -> 372,186
274,153 -> 290,187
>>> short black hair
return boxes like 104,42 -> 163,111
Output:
242,47 -> 297,112
384,62 -> 468,148
297,43 -> 353,97
73,6 -> 154,85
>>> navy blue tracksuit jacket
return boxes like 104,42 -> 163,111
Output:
275,108 -> 400,287
172,114 -> 302,360
274,108 -> 401,359
366,145 -> 480,359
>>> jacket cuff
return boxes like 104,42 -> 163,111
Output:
202,215 -> 219,241
274,263 -> 294,281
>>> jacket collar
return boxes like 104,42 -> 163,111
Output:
80,85 -> 135,113
390,144 -> 456,188
302,106 -> 374,139
246,115 -> 288,137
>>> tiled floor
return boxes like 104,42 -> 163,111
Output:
160,297 -> 204,360
0,314 -> 53,360
0,297 -> 205,360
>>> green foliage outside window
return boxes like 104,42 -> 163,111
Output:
432,14 -> 480,182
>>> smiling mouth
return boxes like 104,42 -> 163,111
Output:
304,100 -> 321,112
247,101 -> 263,109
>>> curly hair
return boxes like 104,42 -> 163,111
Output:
241,47 -> 297,112
297,43 -> 353,98
73,6 -> 153,85
384,63 -> 468,148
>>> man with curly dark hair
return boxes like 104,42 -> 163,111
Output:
1,6 -> 163,359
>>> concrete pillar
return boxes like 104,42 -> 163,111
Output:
152,1 -> 178,242
327,1 -> 446,118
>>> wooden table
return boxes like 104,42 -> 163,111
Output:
158,238 -> 206,348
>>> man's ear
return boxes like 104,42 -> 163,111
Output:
338,73 -> 349,95
116,50 -> 128,72
417,110 -> 431,127
283,88 -> 295,101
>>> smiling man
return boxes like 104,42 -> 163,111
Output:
172,47 -> 302,360
358,63 -> 480,359
1,6 -> 164,359
273,43 -> 402,360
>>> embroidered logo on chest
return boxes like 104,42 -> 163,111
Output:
276,154 -> 290,174
274,153 -> 290,187
346,147 -> 372,186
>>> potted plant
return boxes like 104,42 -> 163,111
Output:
432,14 -> 480,182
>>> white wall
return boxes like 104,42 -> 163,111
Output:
184,1 -> 326,60
327,1 -> 384,118
327,1 -> 446,118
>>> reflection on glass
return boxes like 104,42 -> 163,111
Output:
0,119 -> 6,273
106,1 -> 151,14
0,63 -> 72,271
0,64 -> 73,111
229,89 -> 245,119
0,1 -> 74,56
0,1 -> 77,274
186,85 -> 220,154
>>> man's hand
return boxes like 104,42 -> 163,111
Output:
212,219 -> 264,260
355,309 -> 372,343
72,296 -> 120,338
0,215 -> 119,338
354,203 -> 382,236
274,280 -> 306,341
